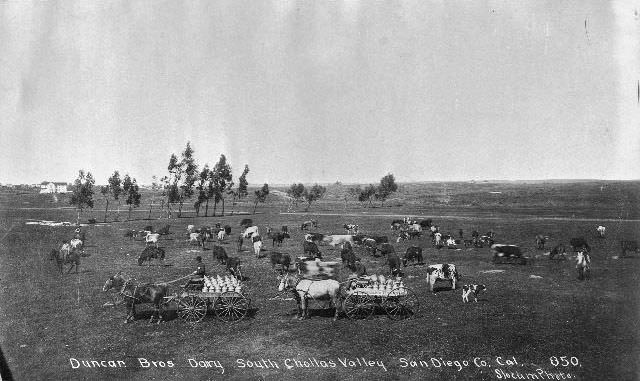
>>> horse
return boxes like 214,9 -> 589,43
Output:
137,246 -> 165,266
49,248 -> 80,274
102,272 -> 168,324
576,251 -> 591,280
277,274 -> 341,321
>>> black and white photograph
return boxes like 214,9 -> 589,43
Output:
0,1 -> 639,380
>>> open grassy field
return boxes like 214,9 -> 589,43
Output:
0,181 -> 639,380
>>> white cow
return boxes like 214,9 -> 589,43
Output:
145,232 -> 160,248
253,239 -> 263,257
426,264 -> 459,293
596,226 -> 606,238
188,232 -> 201,244
217,229 -> 227,241
243,226 -> 260,238
187,225 -> 195,234
322,235 -> 354,247
410,223 -> 422,232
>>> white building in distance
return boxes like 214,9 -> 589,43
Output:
40,181 -> 69,194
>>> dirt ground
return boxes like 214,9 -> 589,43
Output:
0,181 -> 638,380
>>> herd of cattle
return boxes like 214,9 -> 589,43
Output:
50,216 -> 640,319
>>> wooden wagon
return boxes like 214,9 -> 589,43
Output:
163,275 -> 251,323
341,276 -> 419,320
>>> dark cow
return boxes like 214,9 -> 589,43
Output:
281,225 -> 288,234
224,225 -> 232,235
212,245 -> 228,265
549,244 -> 567,260
156,224 -> 171,235
403,246 -> 424,266
362,238 -> 377,255
303,241 -> 322,259
300,220 -> 318,230
138,246 -> 165,266
226,257 -> 242,279
376,243 -> 395,257
267,229 -> 290,247
343,224 -> 359,234
621,240 -> 639,257
270,252 -> 291,272
385,252 -> 403,277
569,237 -> 591,252
419,219 -> 433,229
352,234 -> 367,245
462,284 -> 486,303
340,247 -> 357,268
407,230 -> 422,240
240,219 -> 253,228
391,219 -> 404,230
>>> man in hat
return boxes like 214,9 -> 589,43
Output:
186,256 -> 206,290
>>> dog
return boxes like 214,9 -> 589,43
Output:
462,284 -> 486,303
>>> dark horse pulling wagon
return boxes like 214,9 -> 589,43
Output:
103,273 -> 251,323
491,244 -> 532,265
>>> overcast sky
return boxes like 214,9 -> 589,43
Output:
1,1 -> 639,185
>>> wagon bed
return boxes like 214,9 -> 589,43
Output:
163,286 -> 251,323
341,277 -> 419,320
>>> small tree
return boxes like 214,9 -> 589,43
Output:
107,170 -> 123,220
286,183 -> 306,206
376,173 -> 398,207
358,184 -> 377,207
123,174 -> 142,220
178,142 -> 198,217
70,170 -> 95,224
253,183 -> 270,214
230,164 -> 249,215
303,184 -> 327,211
100,185 -> 110,222
212,154 -> 233,216
195,165 -> 210,216
148,175 -> 162,219
346,186 -> 361,209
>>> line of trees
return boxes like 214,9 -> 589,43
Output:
347,173 -> 398,207
68,142 -> 268,222
286,183 -> 327,211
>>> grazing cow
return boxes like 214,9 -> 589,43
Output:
426,264 -> 460,293
343,224 -> 359,234
535,234 -> 549,250
385,252 -> 403,277
430,225 -> 439,234
419,219 -> 433,229
362,238 -> 377,255
409,223 -> 422,232
322,235 -> 354,247
224,225 -> 232,235
157,225 -> 171,235
217,229 -> 227,241
569,237 -> 591,252
407,230 -> 422,240
340,246 -> 357,268
145,233 -> 160,248
576,251 -> 591,280
267,228 -> 290,247
226,257 -> 242,279
243,226 -> 260,238
446,237 -> 457,249
304,233 -> 324,243
376,243 -> 396,257
549,244 -> 567,260
396,231 -> 409,243
303,241 -> 322,259
596,226 -> 606,238
621,240 -> 639,257
462,284 -> 486,303
187,225 -> 195,234
212,245 -> 228,265
270,252 -> 291,272
391,219 -> 404,230
300,220 -> 318,230
138,246 -> 165,266
403,246 -> 424,266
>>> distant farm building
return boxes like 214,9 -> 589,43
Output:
40,181 -> 68,194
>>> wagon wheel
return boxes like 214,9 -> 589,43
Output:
177,295 -> 208,323
213,291 -> 250,322
343,290 -> 375,320
383,288 -> 419,320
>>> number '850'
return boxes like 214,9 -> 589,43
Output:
550,357 -> 580,367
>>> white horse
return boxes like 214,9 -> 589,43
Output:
278,274 -> 342,320
576,251 -> 591,280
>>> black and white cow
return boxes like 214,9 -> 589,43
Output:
426,264 -> 460,293
462,284 -> 486,303
343,224 -> 359,234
